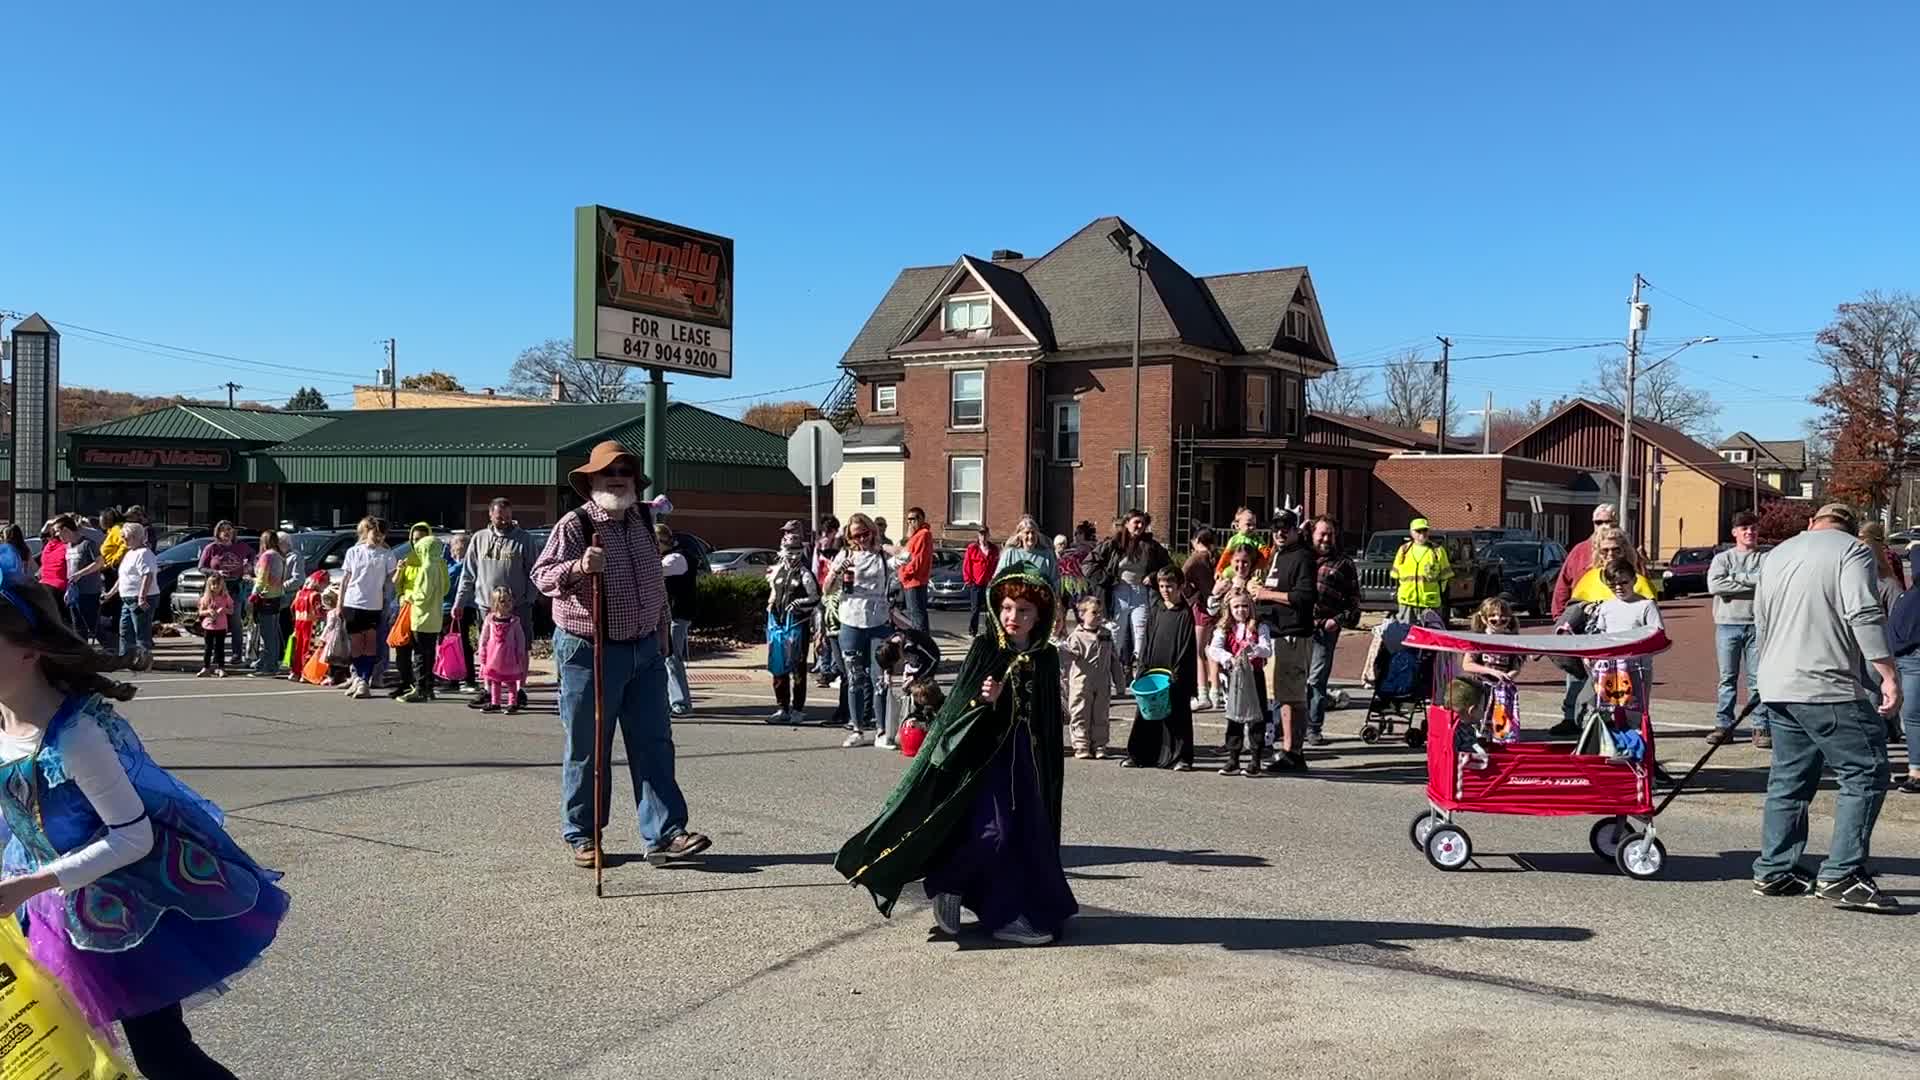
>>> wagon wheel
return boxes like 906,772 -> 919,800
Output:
1409,810 -> 1442,851
1360,724 -> 1382,744
1615,832 -> 1668,880
1425,824 -> 1473,871
1588,817 -> 1628,862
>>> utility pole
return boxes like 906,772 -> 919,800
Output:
386,338 -> 398,408
1434,336 -> 1452,453
224,382 -> 242,408
1483,391 -> 1493,454
1619,274 -> 1648,541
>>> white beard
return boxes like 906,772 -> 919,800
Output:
591,490 -> 637,514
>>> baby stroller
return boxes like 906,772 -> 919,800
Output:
1361,619 -> 1436,747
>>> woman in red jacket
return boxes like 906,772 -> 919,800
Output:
962,525 -> 998,637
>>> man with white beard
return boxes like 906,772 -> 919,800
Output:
533,440 -> 712,869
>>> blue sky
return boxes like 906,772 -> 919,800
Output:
4,3 -> 1915,439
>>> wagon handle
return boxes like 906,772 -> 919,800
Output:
1650,698 -> 1761,818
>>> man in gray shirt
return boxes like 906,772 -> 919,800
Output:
1750,503 -> 1900,911
456,497 -> 537,708
1706,511 -> 1770,747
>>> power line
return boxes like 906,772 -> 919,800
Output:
690,377 -> 838,406
1638,280 -> 1811,345
19,315 -> 367,380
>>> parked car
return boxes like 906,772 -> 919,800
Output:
928,547 -> 968,609
171,527 -> 414,633
1484,539 -> 1566,616
1470,527 -> 1542,546
709,547 -> 779,576
1660,545 -> 1724,599
1355,529 -> 1503,618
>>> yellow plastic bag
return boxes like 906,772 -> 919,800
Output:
0,920 -> 132,1079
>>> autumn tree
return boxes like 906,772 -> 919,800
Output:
1753,499 -> 1814,546
505,338 -> 638,404
1379,349 -> 1462,433
400,370 -> 464,392
1813,292 -> 1920,515
1578,354 -> 1719,438
1306,367 -> 1371,414
740,400 -> 817,436
285,387 -> 328,411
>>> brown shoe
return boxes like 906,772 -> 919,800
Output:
645,832 -> 712,865
570,841 -> 599,868
1753,731 -> 1772,750
1705,728 -> 1732,746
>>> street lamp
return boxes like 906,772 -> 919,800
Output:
1107,224 -> 1151,515
1618,332 -> 1717,535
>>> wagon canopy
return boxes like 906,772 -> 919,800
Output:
1402,625 -> 1671,660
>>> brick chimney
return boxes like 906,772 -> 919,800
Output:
550,373 -> 566,402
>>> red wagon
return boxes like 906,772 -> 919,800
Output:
1400,624 -> 1686,880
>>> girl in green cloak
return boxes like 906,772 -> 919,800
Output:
834,565 -> 1078,945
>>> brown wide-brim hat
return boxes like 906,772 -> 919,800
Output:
569,440 -> 649,499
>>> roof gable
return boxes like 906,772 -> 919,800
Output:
892,256 -> 1053,350
839,265 -> 950,368
71,404 -> 335,444
1502,398 -> 1769,489
1020,216 -> 1238,353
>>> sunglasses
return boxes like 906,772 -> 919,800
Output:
601,467 -> 637,478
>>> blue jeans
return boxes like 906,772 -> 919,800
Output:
1897,654 -> 1920,768
228,580 -> 253,666
839,622 -> 892,733
68,592 -> 101,644
1306,627 -> 1339,736
253,597 -> 286,673
118,602 -> 152,658
966,585 -> 990,637
902,585 -> 929,633
1109,581 -> 1152,677
665,618 -> 692,712
1561,673 -> 1586,726
1753,699 -> 1890,883
1714,622 -> 1769,733
554,627 -> 689,851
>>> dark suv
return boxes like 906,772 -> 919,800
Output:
1355,529 -> 1503,618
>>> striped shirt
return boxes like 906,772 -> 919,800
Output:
533,503 -> 667,642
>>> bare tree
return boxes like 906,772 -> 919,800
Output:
1306,367 -> 1371,414
1480,398 -> 1561,452
1578,354 -> 1720,438
505,338 -> 639,404
1378,349 -> 1462,432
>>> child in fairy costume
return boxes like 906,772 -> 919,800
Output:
0,548 -> 287,1077
835,565 -> 1077,946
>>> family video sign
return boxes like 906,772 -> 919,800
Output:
574,205 -> 734,379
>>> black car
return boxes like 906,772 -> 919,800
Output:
928,548 -> 968,609
1471,527 -> 1543,546
1484,539 -> 1567,616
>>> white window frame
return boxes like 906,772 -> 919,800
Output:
1246,372 -> 1271,433
941,294 -> 993,333
1117,452 -> 1148,514
1721,449 -> 1748,464
859,476 -> 877,506
950,369 -> 986,429
1052,400 -> 1081,463
873,383 -> 897,414
1799,481 -> 1814,500
949,456 -> 985,526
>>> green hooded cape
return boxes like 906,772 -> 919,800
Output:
401,523 -> 450,634
834,566 -> 1065,916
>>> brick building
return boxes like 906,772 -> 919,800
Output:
830,216 -> 1363,544
1370,453 -> 1616,546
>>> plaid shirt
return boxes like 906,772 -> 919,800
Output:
1312,552 -> 1360,627
532,502 -> 668,642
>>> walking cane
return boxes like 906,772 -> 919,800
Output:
589,570 -> 606,899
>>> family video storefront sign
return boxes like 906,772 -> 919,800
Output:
74,446 -> 232,471
574,206 -> 734,380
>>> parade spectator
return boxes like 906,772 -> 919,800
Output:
477,585 -> 530,715
1389,517 -> 1453,624
1306,514 -> 1360,747
1566,526 -> 1655,604
1549,504 -> 1620,735
1708,511 -> 1771,747
337,518 -> 395,699
831,513 -> 894,747
1257,509 -> 1317,771
1126,566 -> 1198,771
1889,548 -> 1920,794
995,515 -> 1059,591
456,498 -> 536,709
394,524 -> 448,703
1185,528 -> 1220,711
58,516 -> 104,644
1751,503 -> 1899,911
1587,558 -> 1664,720
1090,510 -> 1171,683
1208,586 -> 1272,776
1213,507 -> 1272,579
767,537 -> 821,724
962,525 -> 997,637
278,532 -> 301,652
98,508 -> 125,572
37,521 -> 68,620
198,521 -> 255,669
197,575 -> 234,677
2,525 -> 32,578
115,523 -> 158,670
249,529 -> 288,677
1061,594 -> 1121,759
812,515 -> 844,686
533,440 -> 710,867
658,522 -> 695,717
892,507 -> 934,633
1860,522 -> 1908,592
1056,521 -> 1097,641
873,516 -> 893,550
443,533 -> 471,690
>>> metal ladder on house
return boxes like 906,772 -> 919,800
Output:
815,371 -> 863,433
1174,426 -> 1196,547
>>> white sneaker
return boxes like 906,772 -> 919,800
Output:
342,678 -> 359,698
352,679 -> 372,700
932,892 -> 964,935
1189,695 -> 1207,711
875,735 -> 899,751
767,708 -> 789,723
842,731 -> 870,748
991,917 -> 1054,946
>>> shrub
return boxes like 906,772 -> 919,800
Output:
692,573 -> 769,635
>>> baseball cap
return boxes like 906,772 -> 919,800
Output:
1814,503 -> 1858,532
1409,517 -> 1431,531
1731,511 -> 1758,528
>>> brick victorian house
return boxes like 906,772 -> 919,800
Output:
829,216 -> 1376,544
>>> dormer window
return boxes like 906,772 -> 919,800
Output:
942,295 -> 992,332
1282,309 -> 1309,342
1721,449 -> 1749,464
